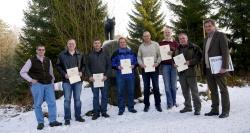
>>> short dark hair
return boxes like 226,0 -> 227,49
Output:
93,38 -> 101,42
178,32 -> 188,37
118,37 -> 127,43
204,19 -> 216,26
36,44 -> 45,50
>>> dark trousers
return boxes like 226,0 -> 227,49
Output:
179,75 -> 201,111
206,69 -> 230,114
142,70 -> 161,107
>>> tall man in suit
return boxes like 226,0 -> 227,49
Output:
203,19 -> 230,118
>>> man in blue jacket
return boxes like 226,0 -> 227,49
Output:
111,37 -> 138,115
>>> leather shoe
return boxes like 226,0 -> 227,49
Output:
204,111 -> 219,116
219,113 -> 229,118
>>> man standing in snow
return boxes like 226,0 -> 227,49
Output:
203,19 -> 230,118
20,45 -> 62,130
137,31 -> 162,112
175,33 -> 202,115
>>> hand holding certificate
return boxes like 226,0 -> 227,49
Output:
209,56 -> 234,74
66,67 -> 81,84
143,57 -> 155,72
93,73 -> 104,88
120,59 -> 132,74
173,54 -> 188,72
160,45 -> 172,61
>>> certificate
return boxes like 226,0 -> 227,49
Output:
173,54 -> 188,72
120,59 -> 132,74
209,55 -> 234,74
93,73 -> 104,88
143,57 -> 155,72
66,67 -> 81,84
54,81 -> 63,91
160,45 -> 172,61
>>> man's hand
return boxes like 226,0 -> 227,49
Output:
173,64 -> 178,68
167,51 -> 173,55
153,63 -> 159,68
31,79 -> 38,84
130,65 -> 135,69
102,76 -> 107,81
65,74 -> 69,79
184,61 -> 190,66
118,66 -> 123,70
140,64 -> 146,68
89,77 -> 94,82
79,72 -> 83,77
219,68 -> 226,74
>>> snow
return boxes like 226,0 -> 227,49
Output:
0,76 -> 250,133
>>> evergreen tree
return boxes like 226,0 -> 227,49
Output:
166,0 -> 213,47
128,0 -> 165,51
216,0 -> 250,72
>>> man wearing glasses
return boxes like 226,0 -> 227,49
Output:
20,45 -> 62,130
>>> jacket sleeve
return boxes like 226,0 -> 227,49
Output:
85,54 -> 92,77
111,51 -> 119,70
56,55 -> 66,77
219,33 -> 229,69
80,54 -> 86,74
189,45 -> 202,66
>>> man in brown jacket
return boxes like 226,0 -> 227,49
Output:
203,19 -> 230,118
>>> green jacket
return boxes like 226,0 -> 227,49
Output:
175,42 -> 202,77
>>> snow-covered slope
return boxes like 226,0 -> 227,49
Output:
0,76 -> 250,133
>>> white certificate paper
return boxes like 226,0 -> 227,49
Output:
54,81 -> 63,91
209,56 -> 234,74
93,73 -> 104,88
66,67 -> 81,84
160,45 -> 172,61
120,59 -> 132,74
173,54 -> 188,72
143,57 -> 155,72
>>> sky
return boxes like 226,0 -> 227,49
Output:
0,0 -> 174,36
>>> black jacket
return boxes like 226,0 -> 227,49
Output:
56,50 -> 85,82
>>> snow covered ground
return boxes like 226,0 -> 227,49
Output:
0,76 -> 250,133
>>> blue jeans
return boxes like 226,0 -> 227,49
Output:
91,80 -> 109,114
62,82 -> 82,120
162,64 -> 177,107
31,83 -> 57,124
142,70 -> 161,107
116,75 -> 135,112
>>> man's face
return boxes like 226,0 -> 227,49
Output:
119,38 -> 127,48
143,32 -> 151,42
164,28 -> 172,38
178,34 -> 188,45
67,40 -> 76,51
204,22 -> 216,34
93,40 -> 102,50
36,46 -> 45,57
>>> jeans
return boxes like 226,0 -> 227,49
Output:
162,64 -> 177,107
62,82 -> 82,120
91,80 -> 109,114
31,83 -> 57,124
116,75 -> 135,112
142,70 -> 161,107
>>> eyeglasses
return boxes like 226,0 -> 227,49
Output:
37,49 -> 45,51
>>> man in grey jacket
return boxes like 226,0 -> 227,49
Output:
86,38 -> 112,120
203,19 -> 230,118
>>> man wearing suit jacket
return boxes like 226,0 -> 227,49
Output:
203,19 -> 230,118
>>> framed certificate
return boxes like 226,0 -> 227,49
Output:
209,55 -> 234,74
160,45 -> 172,61
93,73 -> 104,88
143,57 -> 155,72
173,54 -> 188,72
120,59 -> 132,74
66,67 -> 81,84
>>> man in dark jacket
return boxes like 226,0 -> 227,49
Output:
56,39 -> 85,125
203,19 -> 230,118
20,45 -> 62,130
175,33 -> 202,115
86,38 -> 112,120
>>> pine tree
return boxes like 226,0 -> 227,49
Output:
166,0 -> 212,47
128,0 -> 165,51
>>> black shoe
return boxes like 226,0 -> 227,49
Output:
167,106 -> 173,110
76,117 -> 85,122
101,113 -> 110,118
65,120 -> 70,125
37,123 -> 44,130
204,111 -> 219,116
92,114 -> 100,120
129,109 -> 137,113
49,121 -> 62,127
118,111 -> 123,115
174,103 -> 179,107
156,106 -> 162,112
219,113 -> 229,118
180,108 -> 192,113
194,110 -> 201,115
143,106 -> 149,112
